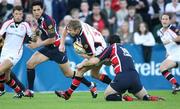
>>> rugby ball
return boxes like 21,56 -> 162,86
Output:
73,41 -> 86,54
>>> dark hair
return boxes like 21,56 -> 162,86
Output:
93,2 -> 100,7
161,13 -> 172,20
127,5 -> 136,10
32,0 -> 44,9
108,34 -> 121,45
137,22 -> 149,35
13,6 -> 23,13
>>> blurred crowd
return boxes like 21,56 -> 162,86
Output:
0,0 -> 180,63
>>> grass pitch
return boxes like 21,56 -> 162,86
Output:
0,90 -> 180,109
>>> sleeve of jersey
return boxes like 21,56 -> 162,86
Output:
45,16 -> 56,38
25,23 -> 33,37
97,46 -> 112,61
82,24 -> 96,55
169,26 -> 179,38
0,21 -> 8,36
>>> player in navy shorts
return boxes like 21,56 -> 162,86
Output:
24,1 -> 97,98
57,35 -> 164,101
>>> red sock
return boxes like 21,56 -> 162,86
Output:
162,70 -> 177,85
0,83 -> 4,91
99,74 -> 111,84
6,78 -> 21,93
67,76 -> 82,95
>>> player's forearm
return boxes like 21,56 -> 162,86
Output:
60,28 -> 68,45
83,58 -> 100,67
173,36 -> 180,42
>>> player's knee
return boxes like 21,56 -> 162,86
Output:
63,72 -> 72,78
27,61 -> 35,69
159,65 -> 166,73
105,94 -> 122,101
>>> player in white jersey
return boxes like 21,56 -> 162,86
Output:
0,6 -> 33,98
159,13 -> 180,94
55,19 -> 112,100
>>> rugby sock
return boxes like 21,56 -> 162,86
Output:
10,72 -> 25,91
99,74 -> 111,84
0,73 -> 5,83
27,69 -> 35,90
106,94 -> 122,101
0,83 -> 4,91
72,71 -> 91,87
66,76 -> 83,95
6,78 -> 21,93
162,70 -> 179,85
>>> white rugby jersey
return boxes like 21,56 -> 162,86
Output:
0,19 -> 33,55
79,21 -> 107,56
159,25 -> 180,55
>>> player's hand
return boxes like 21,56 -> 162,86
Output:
27,41 -> 39,49
59,44 -> 65,52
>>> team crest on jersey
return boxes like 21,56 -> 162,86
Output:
48,25 -> 53,29
84,44 -> 88,49
10,25 -> 15,28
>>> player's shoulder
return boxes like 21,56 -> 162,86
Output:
21,21 -> 31,27
169,25 -> 179,35
43,14 -> 54,23
2,19 -> 14,26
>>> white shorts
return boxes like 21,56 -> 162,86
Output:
0,52 -> 22,66
167,54 -> 180,63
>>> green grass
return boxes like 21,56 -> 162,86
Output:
0,90 -> 180,109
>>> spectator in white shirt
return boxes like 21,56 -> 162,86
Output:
134,22 -> 155,63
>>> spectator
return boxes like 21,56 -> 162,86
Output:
150,0 -> 167,27
52,0 -> 67,25
133,22 -> 155,63
0,0 -> 13,25
101,28 -> 110,42
124,6 -> 143,33
165,0 -> 180,22
116,21 -> 133,44
79,1 -> 91,22
85,3 -> 109,33
70,8 -> 80,19
101,0 -> 117,35
116,0 -> 128,27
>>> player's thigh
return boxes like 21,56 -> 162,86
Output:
104,85 -> 118,98
58,61 -> 74,77
0,59 -> 13,74
90,64 -> 102,78
27,51 -> 49,68
160,59 -> 177,72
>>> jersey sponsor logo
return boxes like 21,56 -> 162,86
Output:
10,25 -> 15,28
84,44 -> 88,49
48,25 -> 53,29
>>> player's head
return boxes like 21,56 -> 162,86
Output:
66,19 -> 82,37
32,1 -> 44,19
12,6 -> 23,22
160,13 -> 172,28
108,34 -> 121,45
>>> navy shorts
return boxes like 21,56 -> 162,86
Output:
38,47 -> 68,64
110,71 -> 143,94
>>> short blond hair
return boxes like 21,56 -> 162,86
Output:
67,19 -> 82,30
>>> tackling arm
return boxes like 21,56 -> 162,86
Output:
77,57 -> 100,69
59,27 -> 68,52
